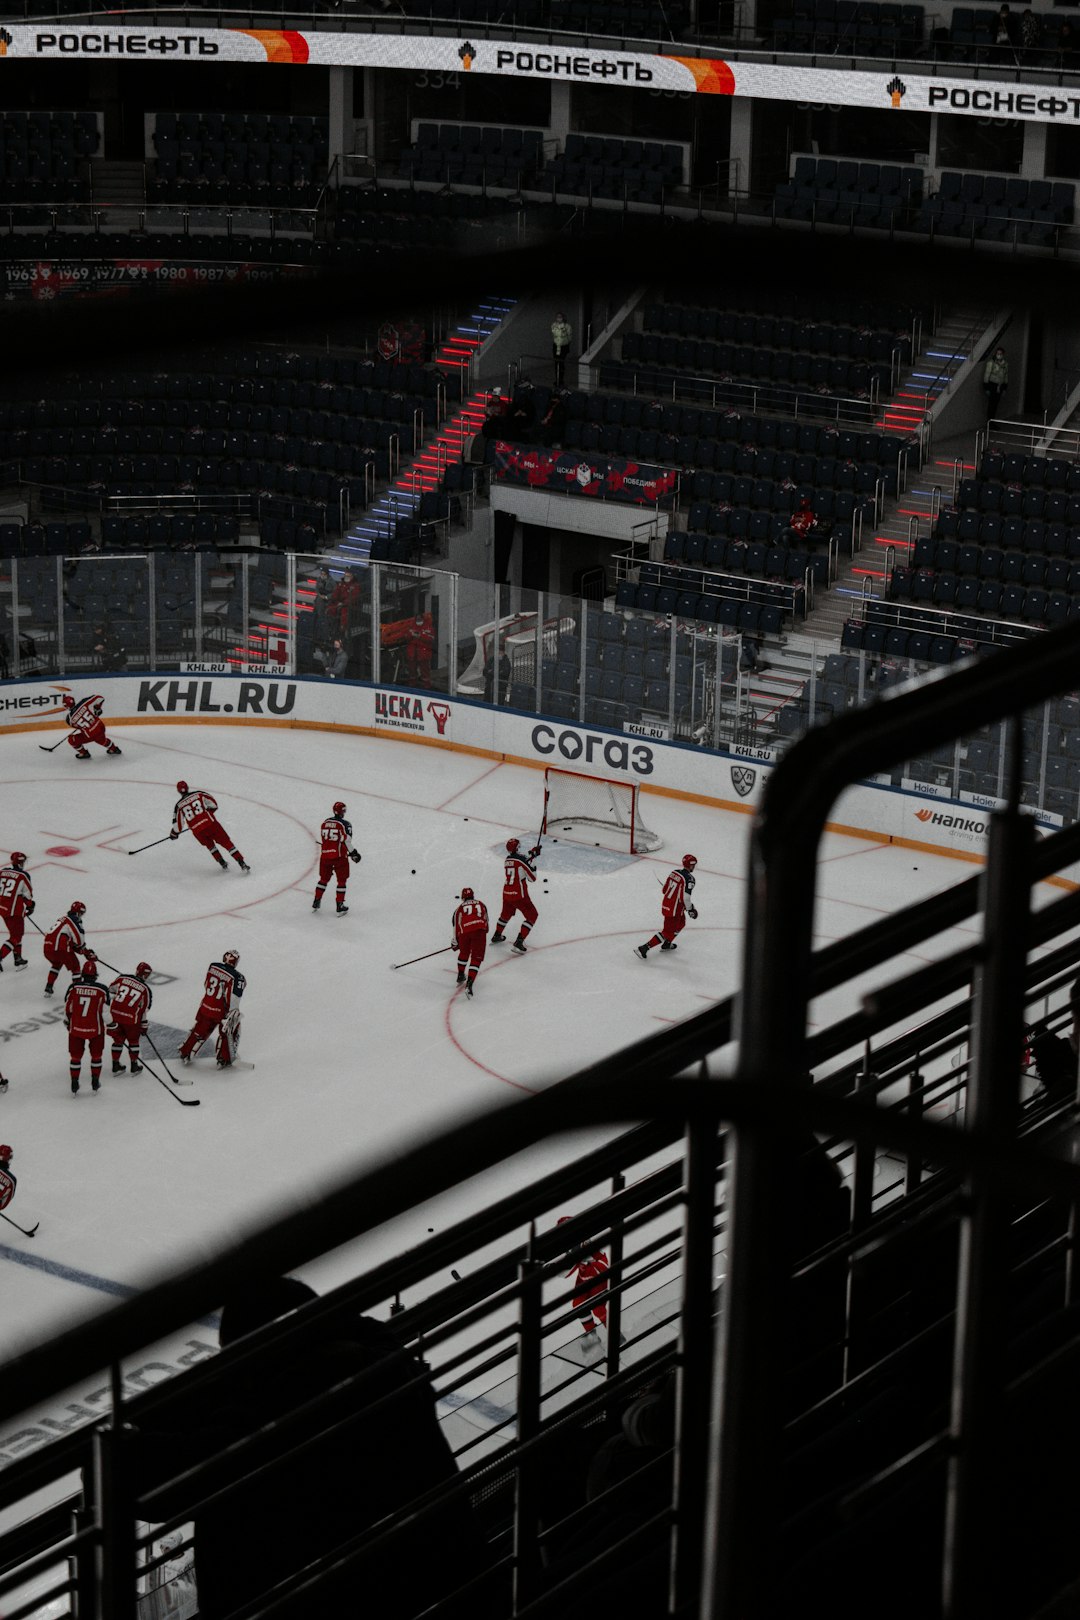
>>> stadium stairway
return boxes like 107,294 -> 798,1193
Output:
331,294 -> 516,570
801,306 -> 988,642
227,295 -> 516,668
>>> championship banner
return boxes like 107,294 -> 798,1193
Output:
0,22 -> 1077,125
492,441 -> 679,507
0,259 -> 310,300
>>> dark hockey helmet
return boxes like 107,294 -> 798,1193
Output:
9,852 -> 26,868
0,1145 -> 11,1163
333,801 -> 347,816
135,961 -> 152,979
682,854 -> 698,869
222,949 -> 240,966
70,901 -> 86,916
506,837 -> 520,854
461,886 -> 475,900
176,780 -> 189,795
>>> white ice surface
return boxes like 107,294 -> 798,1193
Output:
0,721 -> 991,1463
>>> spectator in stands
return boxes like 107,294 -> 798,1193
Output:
483,641 -> 512,703
481,388 -> 508,443
314,638 -> 349,679
740,633 -> 765,675
136,1274 -> 489,1620
540,390 -> 568,448
551,311 -> 573,387
507,380 -> 537,443
403,612 -> 435,688
93,623 -> 126,672
1059,18 -> 1077,60
1019,5 -> 1041,54
993,4 -> 1019,62
329,568 -> 363,637
983,346 -> 1010,419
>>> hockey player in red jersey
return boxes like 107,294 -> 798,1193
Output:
452,887 -> 488,999
313,802 -> 361,915
65,959 -> 109,1094
491,837 -> 541,953
0,1145 -> 14,1211
0,853 -> 34,972
179,949 -> 246,1065
62,692 -> 122,759
636,854 -> 698,960
107,962 -> 153,1075
43,901 -> 92,996
169,782 -> 250,874
403,613 -> 435,688
558,1217 -> 611,1337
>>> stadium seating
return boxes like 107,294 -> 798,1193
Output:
770,0 -> 925,56
0,110 -> 97,206
914,171 -> 1074,248
149,111 -> 329,208
773,155 -> 924,228
397,124 -> 545,189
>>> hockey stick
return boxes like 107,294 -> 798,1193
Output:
0,1208 -> 39,1238
140,1053 -> 201,1107
128,836 -> 172,856
143,1030 -> 193,1086
25,915 -> 123,977
38,736 -> 68,753
390,945 -> 456,970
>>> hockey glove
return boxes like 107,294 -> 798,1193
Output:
688,905 -> 698,920
83,949 -> 96,961
25,901 -> 34,914
529,846 -> 542,859
350,850 -> 362,864
169,830 -> 179,840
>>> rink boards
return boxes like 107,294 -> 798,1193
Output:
0,671 -> 1074,882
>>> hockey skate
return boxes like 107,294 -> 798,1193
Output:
336,902 -> 348,915
235,858 -> 251,873
0,1077 -> 8,1094
71,1077 -> 79,1094
491,931 -> 506,944
105,744 -> 122,756
179,1050 -> 192,1065
112,1059 -> 125,1074
91,1077 -> 100,1092
43,983 -> 54,995
13,955 -> 26,970
660,942 -> 678,952
465,981 -> 474,998
512,939 -> 527,954
214,854 -> 228,870
634,945 -> 650,960
456,969 -> 466,984
312,897 -> 322,910
129,1060 -> 143,1075
73,747 -> 91,760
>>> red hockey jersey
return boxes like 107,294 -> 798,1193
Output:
198,960 -> 246,1021
453,898 -> 489,944
65,976 -> 109,1038
109,974 -> 152,1027
174,790 -> 219,836
0,866 -> 32,918
68,695 -> 104,733
320,814 -> 355,858
662,868 -> 694,921
45,913 -> 85,955
0,1166 -> 14,1213
502,852 -> 538,901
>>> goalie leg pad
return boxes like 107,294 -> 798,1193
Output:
216,1007 -> 243,1067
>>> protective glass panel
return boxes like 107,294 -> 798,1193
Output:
376,561 -> 447,696
10,556 -> 61,679
60,552 -> 152,677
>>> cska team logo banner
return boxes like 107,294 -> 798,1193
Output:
492,442 -> 679,509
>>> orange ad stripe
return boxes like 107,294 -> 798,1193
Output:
237,28 -> 309,63
670,56 -> 736,94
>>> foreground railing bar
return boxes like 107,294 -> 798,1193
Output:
3,1575 -> 77,1620
0,1520 -> 95,1601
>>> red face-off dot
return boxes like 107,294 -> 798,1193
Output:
46,846 -> 80,857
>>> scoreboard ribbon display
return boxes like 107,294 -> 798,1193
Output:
0,23 -> 1076,124
492,441 -> 679,507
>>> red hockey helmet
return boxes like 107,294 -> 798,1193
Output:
682,854 -> 698,870
9,853 -> 25,868
222,949 -> 240,966
135,962 -> 152,979
506,837 -> 520,854
81,959 -> 98,980
62,694 -> 74,708
333,801 -> 346,816
176,781 -> 189,795
461,886 -> 475,901
70,901 -> 86,916
557,1216 -> 571,1225
0,1145 -> 12,1163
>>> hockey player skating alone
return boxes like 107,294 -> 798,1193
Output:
43,901 -> 92,996
170,782 -> 250,874
180,949 -> 246,1067
65,958 -> 109,1094
0,852 -> 33,972
0,1146 -> 14,1212
453,887 -> 488,998
636,854 -> 698,960
491,837 -> 541,953
313,801 -> 361,914
62,692 -> 122,759
558,1217 -> 612,1343
108,962 -> 153,1075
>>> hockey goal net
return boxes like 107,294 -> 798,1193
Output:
542,767 -> 662,854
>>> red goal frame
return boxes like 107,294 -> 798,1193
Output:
541,766 -> 661,854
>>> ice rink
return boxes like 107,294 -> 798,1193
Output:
0,716 -> 987,1401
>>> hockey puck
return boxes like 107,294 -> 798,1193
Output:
411,869 -> 417,874
428,1226 -> 434,1232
